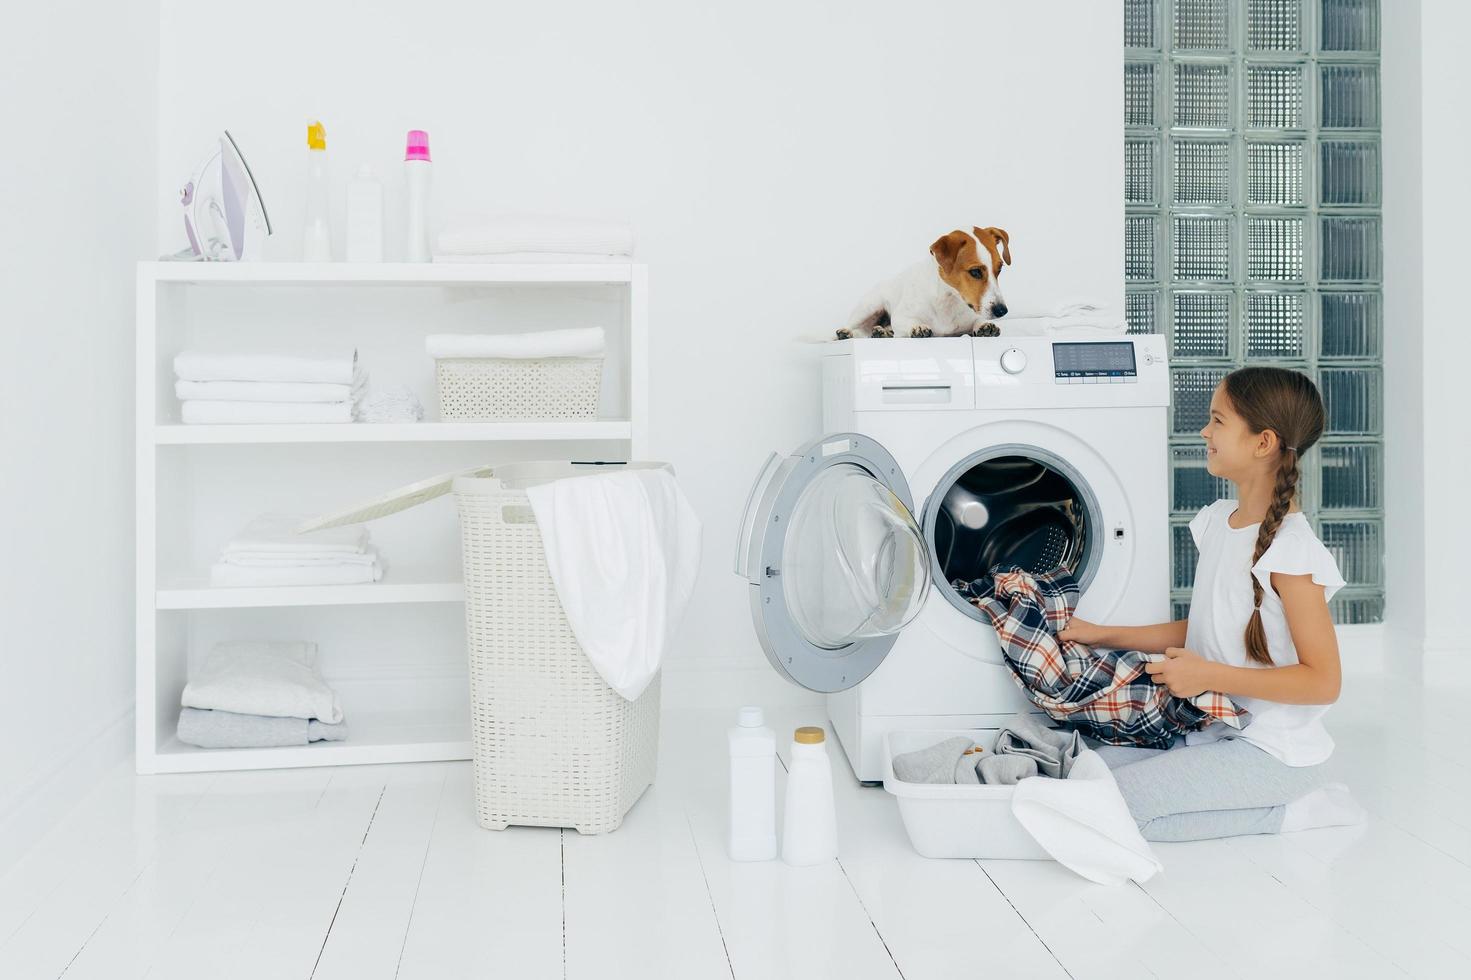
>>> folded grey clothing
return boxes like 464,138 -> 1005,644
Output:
176,707 -> 348,748
979,754 -> 1039,785
891,736 -> 984,784
996,713 -> 1084,779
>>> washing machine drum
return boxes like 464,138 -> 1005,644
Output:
932,456 -> 1089,586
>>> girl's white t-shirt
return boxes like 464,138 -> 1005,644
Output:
1182,498 -> 1346,766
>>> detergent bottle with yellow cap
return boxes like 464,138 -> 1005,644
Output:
303,120 -> 333,261
782,725 -> 838,866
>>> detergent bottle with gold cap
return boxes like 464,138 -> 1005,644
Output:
782,725 -> 838,866
303,120 -> 333,261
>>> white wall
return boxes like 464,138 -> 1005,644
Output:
1382,0 -> 1470,668
1381,0 -> 1425,667
156,0 -> 1123,687
0,0 -> 158,871
1413,1 -> 1471,660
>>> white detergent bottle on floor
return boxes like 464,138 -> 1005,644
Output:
728,706 -> 777,861
303,121 -> 333,261
781,726 -> 838,866
404,130 -> 432,262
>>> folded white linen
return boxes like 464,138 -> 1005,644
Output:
174,350 -> 358,385
356,385 -> 424,423
433,252 -> 630,264
222,514 -> 369,557
181,640 -> 343,723
1000,301 -> 1127,336
174,370 -> 365,403
209,556 -> 383,587
1010,748 -> 1163,885
525,466 -> 701,701
436,214 -> 633,257
219,552 -> 382,567
181,401 -> 355,424
425,327 -> 605,360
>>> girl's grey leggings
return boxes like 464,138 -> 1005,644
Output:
1087,735 -> 1327,842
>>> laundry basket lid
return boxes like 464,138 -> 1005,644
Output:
296,465 -> 496,532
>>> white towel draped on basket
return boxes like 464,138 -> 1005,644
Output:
526,467 -> 701,701
425,327 -> 606,360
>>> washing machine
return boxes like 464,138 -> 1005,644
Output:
735,335 -> 1171,783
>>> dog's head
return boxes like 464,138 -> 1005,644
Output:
930,227 -> 1011,319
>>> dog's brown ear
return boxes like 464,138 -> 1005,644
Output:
930,230 -> 970,271
975,226 -> 1012,266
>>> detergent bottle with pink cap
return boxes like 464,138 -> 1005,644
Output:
404,130 -> 432,262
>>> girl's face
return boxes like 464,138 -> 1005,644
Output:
1200,384 -> 1274,479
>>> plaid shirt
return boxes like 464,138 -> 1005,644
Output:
955,565 -> 1251,748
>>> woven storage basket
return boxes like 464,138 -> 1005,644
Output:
436,356 -> 603,421
454,466 -> 659,834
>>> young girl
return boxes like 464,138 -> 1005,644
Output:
1059,366 -> 1364,841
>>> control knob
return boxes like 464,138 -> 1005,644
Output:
999,348 -> 1027,375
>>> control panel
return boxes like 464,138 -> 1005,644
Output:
1052,340 -> 1139,384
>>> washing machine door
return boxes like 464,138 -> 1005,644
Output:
735,433 -> 931,693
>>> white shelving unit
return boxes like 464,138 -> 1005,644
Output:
135,261 -> 648,774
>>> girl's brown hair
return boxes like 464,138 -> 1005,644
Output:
1220,367 -> 1326,665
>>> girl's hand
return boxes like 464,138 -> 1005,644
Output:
1058,617 -> 1106,646
1145,647 -> 1214,698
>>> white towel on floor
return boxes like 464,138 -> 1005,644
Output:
181,640 -> 343,724
436,214 -> 633,257
175,370 -> 365,403
174,350 -> 358,385
209,556 -> 383,587
525,467 -> 701,701
425,327 -> 605,360
1010,748 -> 1162,885
222,515 -> 369,557
1000,302 -> 1128,336
433,252 -> 630,264
181,401 -> 355,424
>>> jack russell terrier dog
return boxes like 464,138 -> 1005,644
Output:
837,227 -> 1011,339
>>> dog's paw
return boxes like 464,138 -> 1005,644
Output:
909,325 -> 933,338
973,322 -> 1001,337
873,323 -> 895,338
835,328 -> 853,340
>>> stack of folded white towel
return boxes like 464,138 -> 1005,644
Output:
175,351 -> 364,424
434,214 -> 634,263
211,515 -> 383,587
177,640 -> 348,748
1000,302 -> 1128,336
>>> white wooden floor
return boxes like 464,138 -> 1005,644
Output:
3,672 -> 1469,980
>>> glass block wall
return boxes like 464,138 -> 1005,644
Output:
1124,0 -> 1384,624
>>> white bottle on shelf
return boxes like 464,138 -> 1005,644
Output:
303,121 -> 333,262
345,165 -> 384,263
727,706 -> 777,862
781,726 -> 838,866
404,130 -> 432,262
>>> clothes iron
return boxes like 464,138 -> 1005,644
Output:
178,131 -> 271,261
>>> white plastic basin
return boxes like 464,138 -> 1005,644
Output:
881,729 -> 1050,860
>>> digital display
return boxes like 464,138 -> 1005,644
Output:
1052,342 -> 1137,379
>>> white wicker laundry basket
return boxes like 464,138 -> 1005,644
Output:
435,356 -> 603,421
453,463 -> 660,834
